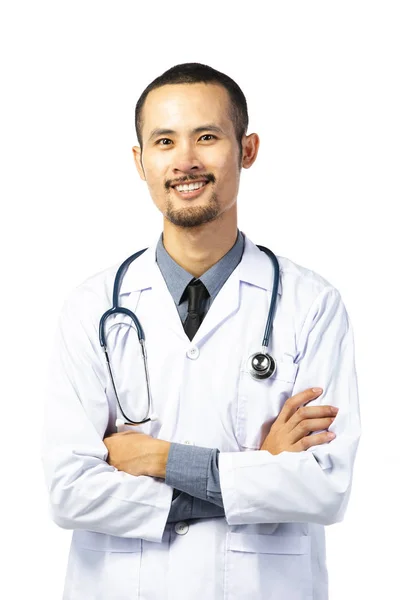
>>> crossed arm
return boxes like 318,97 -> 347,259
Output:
103,385 -> 339,521
104,386 -> 338,479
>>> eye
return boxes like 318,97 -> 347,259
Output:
155,134 -> 216,146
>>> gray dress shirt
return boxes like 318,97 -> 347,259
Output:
154,229 -> 245,524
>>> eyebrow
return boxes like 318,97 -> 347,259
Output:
148,124 -> 225,141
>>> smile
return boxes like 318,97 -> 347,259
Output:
172,181 -> 210,199
174,181 -> 208,192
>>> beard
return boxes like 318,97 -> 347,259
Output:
164,188 -> 221,228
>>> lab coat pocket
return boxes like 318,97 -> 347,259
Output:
236,360 -> 298,449
66,530 -> 142,600
225,532 -> 312,600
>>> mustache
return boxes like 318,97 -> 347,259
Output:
166,173 -> 215,189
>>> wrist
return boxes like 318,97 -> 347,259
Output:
150,440 -> 171,479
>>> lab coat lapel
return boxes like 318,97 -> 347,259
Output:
192,268 -> 240,343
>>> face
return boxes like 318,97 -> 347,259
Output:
132,82 -> 259,229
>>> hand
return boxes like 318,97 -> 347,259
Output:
103,430 -> 170,478
260,388 -> 338,455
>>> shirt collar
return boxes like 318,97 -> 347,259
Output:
155,229 -> 244,305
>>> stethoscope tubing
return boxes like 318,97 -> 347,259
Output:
256,245 -> 280,349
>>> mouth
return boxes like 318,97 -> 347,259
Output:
171,180 -> 210,200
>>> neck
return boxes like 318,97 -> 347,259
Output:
162,216 -> 239,279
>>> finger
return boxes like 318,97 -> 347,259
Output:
289,417 -> 335,444
288,405 -> 339,429
277,388 -> 324,425
292,431 -> 336,452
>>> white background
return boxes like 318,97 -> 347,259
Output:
1,1 -> 399,598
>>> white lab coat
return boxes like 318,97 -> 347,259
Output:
41,233 -> 361,600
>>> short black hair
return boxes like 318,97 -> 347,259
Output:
135,62 -> 249,162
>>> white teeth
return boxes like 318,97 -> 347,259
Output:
175,181 -> 207,192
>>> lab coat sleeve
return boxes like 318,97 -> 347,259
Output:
40,287 -> 173,543
219,285 -> 361,526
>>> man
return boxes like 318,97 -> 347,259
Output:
41,62 -> 361,600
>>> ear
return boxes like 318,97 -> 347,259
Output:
241,133 -> 260,169
132,145 -> 146,181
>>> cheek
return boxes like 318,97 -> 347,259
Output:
143,166 -> 169,200
217,161 -> 240,192
142,153 -> 167,182
212,148 -> 240,180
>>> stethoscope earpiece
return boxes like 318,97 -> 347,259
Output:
248,350 -> 276,380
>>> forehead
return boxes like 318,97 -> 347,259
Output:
141,83 -> 233,138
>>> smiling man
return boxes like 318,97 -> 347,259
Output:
133,77 -> 251,268
42,63 -> 361,600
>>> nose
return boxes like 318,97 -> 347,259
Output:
172,144 -> 206,178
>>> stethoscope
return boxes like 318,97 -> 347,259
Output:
99,244 -> 279,426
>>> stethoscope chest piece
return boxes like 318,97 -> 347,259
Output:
247,349 -> 276,380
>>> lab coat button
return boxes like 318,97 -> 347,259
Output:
184,440 -> 194,445
186,346 -> 200,359
175,521 -> 189,535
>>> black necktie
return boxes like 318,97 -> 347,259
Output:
183,279 -> 210,341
